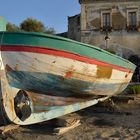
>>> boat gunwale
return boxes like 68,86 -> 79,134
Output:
0,31 -> 136,71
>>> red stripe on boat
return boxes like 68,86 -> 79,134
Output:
0,45 -> 132,73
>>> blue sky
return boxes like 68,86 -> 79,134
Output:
0,0 -> 80,33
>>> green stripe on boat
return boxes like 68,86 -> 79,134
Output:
0,31 -> 136,71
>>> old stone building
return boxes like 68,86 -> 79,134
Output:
68,0 -> 140,58
67,14 -> 81,41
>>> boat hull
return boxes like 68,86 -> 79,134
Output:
1,46 -> 133,97
0,31 -> 136,125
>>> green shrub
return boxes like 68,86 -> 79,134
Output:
130,85 -> 140,94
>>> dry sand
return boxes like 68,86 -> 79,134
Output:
0,96 -> 140,140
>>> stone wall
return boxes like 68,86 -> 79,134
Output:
81,31 -> 140,58
81,1 -> 140,30
67,14 -> 81,41
80,0 -> 140,57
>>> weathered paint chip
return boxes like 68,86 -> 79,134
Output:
96,65 -> 112,79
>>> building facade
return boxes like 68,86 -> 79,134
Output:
68,0 -> 140,58
67,14 -> 81,41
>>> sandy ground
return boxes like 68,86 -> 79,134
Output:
0,95 -> 140,140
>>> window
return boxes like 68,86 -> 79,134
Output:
101,11 -> 112,31
127,9 -> 138,31
103,13 -> 111,27
128,12 -> 137,27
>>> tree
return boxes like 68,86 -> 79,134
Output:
128,55 -> 139,65
7,18 -> 56,34
128,55 -> 140,82
20,18 -> 46,32
45,27 -> 56,34
6,22 -> 20,32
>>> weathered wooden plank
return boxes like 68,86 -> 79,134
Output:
54,119 -> 81,135
111,95 -> 134,102
0,124 -> 19,134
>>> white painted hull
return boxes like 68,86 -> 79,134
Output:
2,51 -> 133,96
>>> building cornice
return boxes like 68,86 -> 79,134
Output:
79,0 -> 140,4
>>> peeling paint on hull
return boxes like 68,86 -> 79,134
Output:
0,71 -> 110,125
1,50 -> 134,97
7,70 -> 129,96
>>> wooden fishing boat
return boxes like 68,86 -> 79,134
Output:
0,31 -> 136,125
